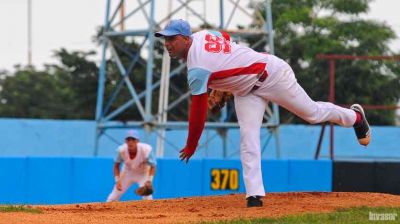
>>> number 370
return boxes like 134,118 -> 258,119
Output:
211,168 -> 239,190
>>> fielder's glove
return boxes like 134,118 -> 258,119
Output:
208,90 -> 233,114
135,182 -> 154,196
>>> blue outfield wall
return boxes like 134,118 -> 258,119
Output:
0,157 -> 332,205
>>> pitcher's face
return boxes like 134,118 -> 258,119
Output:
164,35 -> 190,59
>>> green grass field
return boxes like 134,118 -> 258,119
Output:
0,205 -> 42,214
202,207 -> 400,224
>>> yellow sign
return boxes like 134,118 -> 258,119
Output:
210,168 -> 239,190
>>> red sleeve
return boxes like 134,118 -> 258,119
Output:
186,93 -> 208,153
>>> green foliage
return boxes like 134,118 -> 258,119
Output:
0,48 -> 99,119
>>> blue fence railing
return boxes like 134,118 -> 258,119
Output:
0,118 -> 398,160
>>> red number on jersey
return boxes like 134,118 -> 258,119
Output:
204,34 -> 231,54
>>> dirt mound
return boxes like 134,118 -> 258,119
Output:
2,192 -> 400,224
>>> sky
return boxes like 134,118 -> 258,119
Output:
0,0 -> 399,72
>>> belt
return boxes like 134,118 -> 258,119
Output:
251,70 -> 268,91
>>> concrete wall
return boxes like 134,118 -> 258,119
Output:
0,157 -> 332,205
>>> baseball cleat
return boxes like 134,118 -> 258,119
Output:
351,104 -> 371,146
246,196 -> 263,207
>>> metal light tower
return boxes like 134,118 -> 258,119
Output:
27,0 -> 32,66
95,0 -> 280,158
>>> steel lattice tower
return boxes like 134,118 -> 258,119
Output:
95,0 -> 280,158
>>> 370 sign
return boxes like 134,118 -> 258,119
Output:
210,168 -> 239,191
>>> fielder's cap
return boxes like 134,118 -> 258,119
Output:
125,129 -> 140,140
155,19 -> 192,37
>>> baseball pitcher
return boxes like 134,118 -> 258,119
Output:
155,19 -> 370,207
107,130 -> 156,201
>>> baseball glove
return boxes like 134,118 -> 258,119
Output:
208,90 -> 233,114
135,184 -> 154,196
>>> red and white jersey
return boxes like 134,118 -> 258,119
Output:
183,30 -> 290,155
187,30 -> 270,96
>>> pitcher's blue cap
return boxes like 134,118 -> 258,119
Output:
155,19 -> 192,37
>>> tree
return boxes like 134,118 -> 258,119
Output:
248,0 -> 400,125
0,49 -> 100,119
0,68 -> 65,118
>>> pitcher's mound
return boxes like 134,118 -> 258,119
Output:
3,192 -> 400,224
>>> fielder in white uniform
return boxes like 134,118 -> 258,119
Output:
107,130 -> 156,201
155,19 -> 371,207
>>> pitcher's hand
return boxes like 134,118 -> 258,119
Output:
179,146 -> 195,163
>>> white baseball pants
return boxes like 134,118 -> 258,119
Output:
107,167 -> 153,202
234,63 -> 356,197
